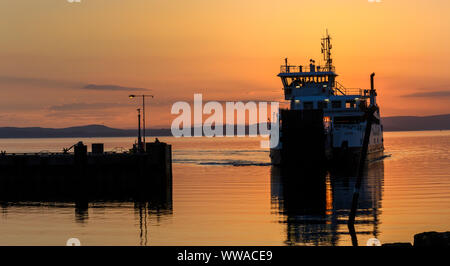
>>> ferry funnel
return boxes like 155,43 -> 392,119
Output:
370,73 -> 377,106
370,73 -> 375,91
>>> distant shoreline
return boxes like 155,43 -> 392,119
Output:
0,114 -> 448,139
0,129 -> 448,140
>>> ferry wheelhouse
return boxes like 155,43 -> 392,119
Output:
270,33 -> 384,167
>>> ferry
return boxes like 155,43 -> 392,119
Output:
270,32 -> 384,168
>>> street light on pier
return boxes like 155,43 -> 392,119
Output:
136,108 -> 142,151
129,94 -> 154,146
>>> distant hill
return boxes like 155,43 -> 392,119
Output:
382,114 -> 450,131
0,125 -> 133,138
0,125 -> 172,138
0,114 -> 448,138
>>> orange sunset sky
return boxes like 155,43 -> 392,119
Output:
0,0 -> 449,128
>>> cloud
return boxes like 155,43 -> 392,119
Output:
48,102 -> 131,112
82,84 -> 148,91
403,90 -> 450,98
0,76 -> 148,92
166,97 -> 282,104
0,75 -> 80,88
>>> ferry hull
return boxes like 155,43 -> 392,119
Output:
329,145 -> 384,169
271,109 -> 384,169
274,109 -> 328,169
271,144 -> 384,168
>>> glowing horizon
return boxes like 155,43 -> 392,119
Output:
0,0 -> 449,128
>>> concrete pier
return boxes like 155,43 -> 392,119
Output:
0,141 -> 172,202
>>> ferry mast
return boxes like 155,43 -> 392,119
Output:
321,30 -> 333,72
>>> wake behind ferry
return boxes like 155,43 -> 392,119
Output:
270,32 -> 384,168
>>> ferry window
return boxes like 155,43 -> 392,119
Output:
289,78 -> 296,86
358,100 -> 367,109
334,116 -> 362,124
345,100 -> 356,109
332,101 -> 341,108
303,101 -> 314,109
318,101 -> 328,109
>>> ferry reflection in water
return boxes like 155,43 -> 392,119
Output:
271,161 -> 384,246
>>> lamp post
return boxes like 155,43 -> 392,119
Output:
136,108 -> 142,151
129,94 -> 154,146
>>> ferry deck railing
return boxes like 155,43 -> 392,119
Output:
334,81 -> 363,96
280,65 -> 335,73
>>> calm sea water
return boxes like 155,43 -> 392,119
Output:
0,131 -> 449,246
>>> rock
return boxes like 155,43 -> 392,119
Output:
414,231 -> 450,247
382,242 -> 412,247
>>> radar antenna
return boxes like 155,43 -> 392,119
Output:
321,30 -> 333,71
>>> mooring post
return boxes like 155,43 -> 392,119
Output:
145,141 -> 172,187
74,141 -> 88,201
74,141 -> 87,164
347,73 -> 379,246
348,106 -> 376,246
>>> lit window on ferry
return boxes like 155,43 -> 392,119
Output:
332,101 -> 341,108
345,100 -> 356,109
323,116 -> 331,130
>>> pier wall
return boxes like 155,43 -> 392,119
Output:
0,142 -> 172,203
